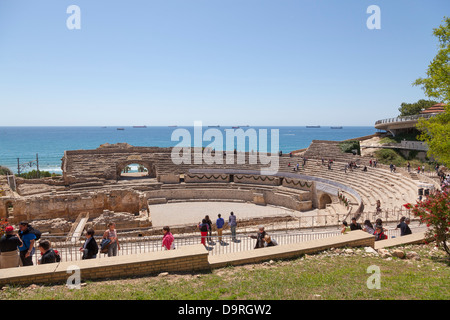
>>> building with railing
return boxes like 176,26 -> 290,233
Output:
375,103 -> 446,136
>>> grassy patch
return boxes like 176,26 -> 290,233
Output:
1,244 -> 448,300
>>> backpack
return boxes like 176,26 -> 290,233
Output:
100,238 -> 111,254
28,226 -> 42,241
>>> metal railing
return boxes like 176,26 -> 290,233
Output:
375,113 -> 436,125
25,221 -> 424,264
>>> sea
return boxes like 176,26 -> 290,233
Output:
0,126 -> 376,174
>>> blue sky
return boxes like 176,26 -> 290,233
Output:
0,0 -> 448,126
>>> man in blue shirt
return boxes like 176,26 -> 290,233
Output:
216,214 -> 225,244
18,222 -> 36,266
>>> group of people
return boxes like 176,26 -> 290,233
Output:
438,171 -> 450,189
197,212 -> 238,246
341,216 -> 412,241
0,221 -> 121,269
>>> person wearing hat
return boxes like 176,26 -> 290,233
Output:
18,221 -> 36,266
0,226 -> 23,269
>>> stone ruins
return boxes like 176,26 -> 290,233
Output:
0,141 -> 433,235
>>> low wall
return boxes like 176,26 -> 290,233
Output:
209,230 -> 375,268
145,186 -> 312,212
234,174 -> 281,186
0,244 -> 209,286
184,173 -> 230,183
0,231 -> 375,286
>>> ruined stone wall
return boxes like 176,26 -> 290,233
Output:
61,146 -> 172,183
0,189 -> 148,224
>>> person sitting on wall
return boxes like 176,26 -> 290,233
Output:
263,235 -> 278,247
249,226 -> 267,249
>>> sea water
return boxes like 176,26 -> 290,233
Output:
0,126 -> 375,173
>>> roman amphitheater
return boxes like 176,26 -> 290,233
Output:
0,139 -> 439,240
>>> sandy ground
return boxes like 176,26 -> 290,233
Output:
360,136 -> 383,158
148,201 -> 297,227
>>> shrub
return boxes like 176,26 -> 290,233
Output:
339,141 -> 360,155
0,166 -> 13,176
404,187 -> 450,256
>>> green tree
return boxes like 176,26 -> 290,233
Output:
413,17 -> 450,166
398,99 -> 439,116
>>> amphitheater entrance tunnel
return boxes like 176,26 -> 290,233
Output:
117,162 -> 156,179
318,193 -> 333,209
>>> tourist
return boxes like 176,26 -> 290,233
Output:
375,218 -> 388,233
362,220 -> 375,235
397,217 -> 412,236
376,200 -> 382,214
0,226 -> 22,269
341,221 -> 351,234
198,219 -> 209,246
162,226 -> 175,250
373,160 -> 377,168
38,240 -> 59,264
103,222 -> 120,257
249,226 -> 266,249
407,162 -> 411,172
229,212 -> 237,242
205,215 -> 213,244
263,235 -> 278,247
363,165 -> 367,172
80,228 -> 99,259
18,221 -> 36,266
390,163 -> 394,173
216,214 -> 225,244
350,217 -> 362,231
374,224 -> 387,241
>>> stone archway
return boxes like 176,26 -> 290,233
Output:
4,201 -> 14,218
116,160 -> 156,180
318,193 -> 332,209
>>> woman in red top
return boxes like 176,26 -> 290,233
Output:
162,226 -> 175,250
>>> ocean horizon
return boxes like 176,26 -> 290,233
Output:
0,126 -> 376,173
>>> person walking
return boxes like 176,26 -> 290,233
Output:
103,222 -> 120,257
18,222 -> 36,266
80,228 -> 99,259
162,226 -> 175,250
0,226 -> 22,269
229,212 -> 237,242
216,214 -> 225,244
